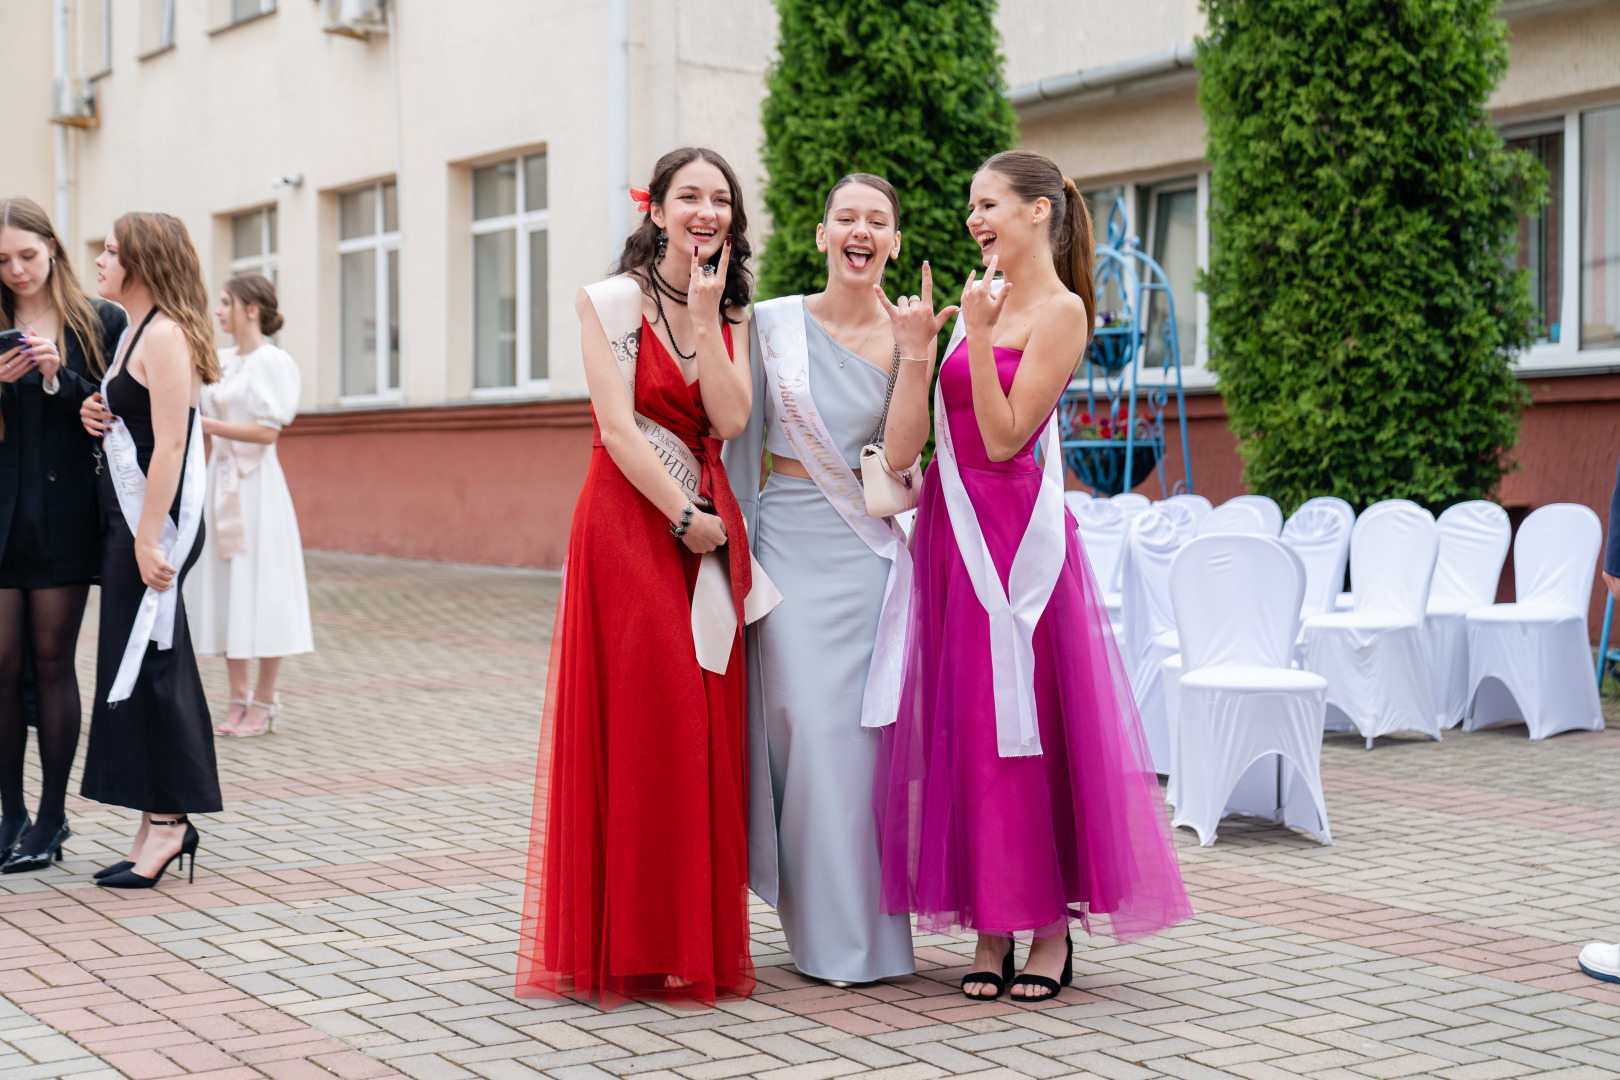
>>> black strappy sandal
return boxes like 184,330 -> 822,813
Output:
960,939 -> 1016,1000
1010,933 -> 1073,1003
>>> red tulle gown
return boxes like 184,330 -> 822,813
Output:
517,318 -> 755,1008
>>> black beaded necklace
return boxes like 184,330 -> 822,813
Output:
649,261 -> 696,362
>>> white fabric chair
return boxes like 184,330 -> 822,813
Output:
1109,494 -> 1154,591
1227,494 -> 1283,536
1119,510 -> 1183,774
1302,503 -> 1440,747
1167,535 -> 1331,846
1072,498 -> 1128,623
1165,493 -> 1214,530
1425,501 -> 1510,729
1281,504 -> 1352,619
1064,490 -> 1093,512
1301,496 -> 1355,532
1198,502 -> 1267,536
1464,503 -> 1603,739
1336,499 -> 1424,610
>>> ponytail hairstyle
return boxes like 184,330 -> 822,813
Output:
979,151 -> 1096,344
614,146 -> 754,322
0,197 -> 109,440
224,272 -> 284,335
111,212 -> 221,384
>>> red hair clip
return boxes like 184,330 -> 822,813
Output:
630,186 -> 651,214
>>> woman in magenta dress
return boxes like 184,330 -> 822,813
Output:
876,151 -> 1190,1002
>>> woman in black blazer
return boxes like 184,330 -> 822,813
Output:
0,197 -> 127,872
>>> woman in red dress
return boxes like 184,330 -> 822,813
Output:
517,147 -> 759,1007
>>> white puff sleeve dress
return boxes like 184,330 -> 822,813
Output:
186,345 -> 315,659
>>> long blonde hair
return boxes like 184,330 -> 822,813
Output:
0,197 -> 109,440
112,212 -> 221,385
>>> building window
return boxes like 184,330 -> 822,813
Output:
230,206 -> 278,284
337,180 -> 401,399
471,152 -> 549,391
230,0 -> 275,22
141,0 -> 177,54
1582,106 -> 1620,352
1141,179 -> 1198,369
1509,130 -> 1564,343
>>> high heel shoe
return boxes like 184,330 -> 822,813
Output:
96,818 -> 199,889
234,695 -> 280,738
960,938 -> 1016,1000
2,820 -> 70,874
1009,933 -> 1073,1003
93,820 -> 196,880
0,812 -> 30,868
214,698 -> 250,735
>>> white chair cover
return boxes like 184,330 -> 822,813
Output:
1228,494 -> 1283,536
1153,499 -> 1199,543
1108,493 -> 1154,591
1424,501 -> 1510,729
1302,503 -> 1440,745
1465,503 -> 1603,739
1072,498 -> 1128,623
1300,496 -> 1355,532
1336,499 -> 1424,610
1198,502 -> 1267,536
1167,535 -> 1331,846
1119,510 -> 1183,773
1281,504 -> 1352,619
1165,493 -> 1214,529
1063,491 -> 1093,514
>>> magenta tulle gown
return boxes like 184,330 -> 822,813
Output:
875,340 -> 1192,942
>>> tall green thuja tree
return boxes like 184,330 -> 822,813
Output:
758,0 -> 1017,302
1198,0 -> 1542,511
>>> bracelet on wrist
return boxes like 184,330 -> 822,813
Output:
669,502 -> 695,538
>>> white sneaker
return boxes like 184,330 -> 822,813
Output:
1578,942 -> 1620,983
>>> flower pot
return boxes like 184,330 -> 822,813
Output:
1064,441 -> 1162,497
1086,328 -> 1134,375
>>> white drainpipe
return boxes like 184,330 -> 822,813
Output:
53,0 -> 71,244
607,0 -> 629,261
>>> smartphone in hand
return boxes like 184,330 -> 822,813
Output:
0,328 -> 28,353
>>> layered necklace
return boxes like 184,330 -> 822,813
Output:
649,260 -> 697,362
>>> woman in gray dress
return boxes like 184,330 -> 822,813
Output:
726,175 -> 956,985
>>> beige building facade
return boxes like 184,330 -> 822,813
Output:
2,0 -> 1617,575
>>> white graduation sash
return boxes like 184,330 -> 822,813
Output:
752,296 -> 912,729
583,275 -> 780,674
936,311 -> 1067,757
99,333 -> 208,705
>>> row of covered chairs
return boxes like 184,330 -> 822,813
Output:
1070,490 -> 1603,808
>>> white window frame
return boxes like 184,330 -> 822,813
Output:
1511,103 -> 1620,375
229,206 -> 278,283
229,0 -> 275,24
337,181 -> 402,405
470,155 -> 551,398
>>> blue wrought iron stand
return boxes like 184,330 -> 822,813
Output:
1058,205 -> 1193,497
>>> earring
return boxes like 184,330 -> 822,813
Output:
655,229 -> 668,259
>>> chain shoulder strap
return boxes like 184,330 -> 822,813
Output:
867,343 -> 902,448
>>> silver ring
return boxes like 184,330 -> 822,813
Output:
701,264 -> 717,275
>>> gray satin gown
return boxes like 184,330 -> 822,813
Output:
724,306 -> 916,983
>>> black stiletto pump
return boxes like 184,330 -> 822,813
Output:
93,820 -> 196,880
96,818 -> 199,889
1,819 -> 70,874
0,813 -> 29,868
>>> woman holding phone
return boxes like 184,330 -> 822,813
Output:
0,197 -> 126,873
79,212 -> 222,889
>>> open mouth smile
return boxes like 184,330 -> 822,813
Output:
843,245 -> 874,270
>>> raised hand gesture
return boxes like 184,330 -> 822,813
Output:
874,261 -> 960,362
960,254 -> 1012,338
687,236 -> 731,327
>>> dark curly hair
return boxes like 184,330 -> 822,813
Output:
614,147 -> 753,322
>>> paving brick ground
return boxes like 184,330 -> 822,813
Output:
2,551 -> 1619,1080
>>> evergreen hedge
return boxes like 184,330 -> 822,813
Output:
758,0 -> 1018,302
1198,0 -> 1543,512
